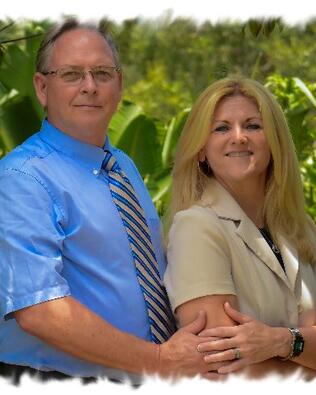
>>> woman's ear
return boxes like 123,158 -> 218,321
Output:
198,148 -> 206,162
33,72 -> 48,108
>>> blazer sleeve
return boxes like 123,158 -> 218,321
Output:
164,205 -> 236,312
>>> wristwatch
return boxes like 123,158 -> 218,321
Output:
281,327 -> 305,361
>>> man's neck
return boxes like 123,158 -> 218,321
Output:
47,118 -> 107,147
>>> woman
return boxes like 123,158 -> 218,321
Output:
164,76 -> 316,378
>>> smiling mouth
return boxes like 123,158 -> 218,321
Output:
226,151 -> 253,157
74,105 -> 102,108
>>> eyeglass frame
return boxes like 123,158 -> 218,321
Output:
41,65 -> 121,83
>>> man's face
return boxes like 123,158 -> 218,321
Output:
34,28 -> 122,146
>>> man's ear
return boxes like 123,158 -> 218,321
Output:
33,72 -> 48,108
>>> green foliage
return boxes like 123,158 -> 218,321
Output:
1,17 -> 316,220
0,20 -> 46,149
267,75 -> 316,219
108,101 -> 189,216
0,91 -> 41,149
124,63 -> 192,123
108,100 -> 143,145
114,16 -> 316,122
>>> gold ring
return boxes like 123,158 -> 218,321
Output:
234,348 -> 241,360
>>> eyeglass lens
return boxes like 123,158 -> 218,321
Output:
58,67 -> 117,83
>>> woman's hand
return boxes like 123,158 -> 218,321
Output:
197,302 -> 292,374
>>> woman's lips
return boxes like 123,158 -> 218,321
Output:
225,151 -> 253,157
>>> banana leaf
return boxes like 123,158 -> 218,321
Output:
108,100 -> 143,146
0,92 -> 41,149
114,113 -> 161,177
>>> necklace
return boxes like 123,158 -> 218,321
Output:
259,227 -> 285,272
259,228 -> 280,254
271,243 -> 280,254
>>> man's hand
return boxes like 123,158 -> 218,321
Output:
158,311 -> 226,380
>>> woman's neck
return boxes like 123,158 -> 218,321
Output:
216,177 -> 266,228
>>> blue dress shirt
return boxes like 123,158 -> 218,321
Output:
0,119 -> 166,380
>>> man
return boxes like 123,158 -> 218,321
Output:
0,19 -> 216,384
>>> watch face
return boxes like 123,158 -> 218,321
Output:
292,328 -> 304,357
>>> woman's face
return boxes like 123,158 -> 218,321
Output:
200,95 -> 271,189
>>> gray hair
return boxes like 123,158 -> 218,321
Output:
36,18 -> 121,72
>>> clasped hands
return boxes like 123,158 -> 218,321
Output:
196,302 -> 281,375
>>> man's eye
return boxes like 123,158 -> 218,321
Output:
61,71 -> 82,81
93,70 -> 114,81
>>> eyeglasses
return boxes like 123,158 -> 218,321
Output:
42,66 -> 121,84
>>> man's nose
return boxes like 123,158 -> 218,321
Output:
79,71 -> 98,94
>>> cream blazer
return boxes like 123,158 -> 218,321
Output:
164,178 -> 316,327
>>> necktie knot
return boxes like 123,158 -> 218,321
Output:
102,150 -> 120,173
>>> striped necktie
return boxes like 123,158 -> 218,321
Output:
102,150 -> 176,343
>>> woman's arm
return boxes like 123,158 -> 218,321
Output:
176,294 -> 240,378
197,302 -> 316,376
176,294 -> 238,329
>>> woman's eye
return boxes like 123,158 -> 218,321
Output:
214,125 -> 229,132
246,123 -> 261,130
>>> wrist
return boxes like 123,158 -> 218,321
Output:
273,327 -> 293,359
156,342 -> 172,378
143,343 -> 161,376
280,328 -> 305,361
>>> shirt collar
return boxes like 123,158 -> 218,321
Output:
200,177 -> 245,222
39,119 -> 113,170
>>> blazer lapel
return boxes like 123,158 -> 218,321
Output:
235,218 -> 289,286
278,235 -> 299,292
200,178 -> 292,289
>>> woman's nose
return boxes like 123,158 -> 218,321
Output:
231,126 -> 247,144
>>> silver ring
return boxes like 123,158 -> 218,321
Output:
234,348 -> 241,360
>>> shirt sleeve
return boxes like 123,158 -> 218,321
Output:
164,205 -> 236,312
0,169 -> 71,319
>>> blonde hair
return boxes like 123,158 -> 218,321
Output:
168,76 -> 316,265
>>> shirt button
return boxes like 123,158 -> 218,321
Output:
92,169 -> 99,176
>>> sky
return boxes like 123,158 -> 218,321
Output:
1,0 -> 316,394
1,0 -> 316,24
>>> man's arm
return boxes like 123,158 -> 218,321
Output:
14,295 -> 216,378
